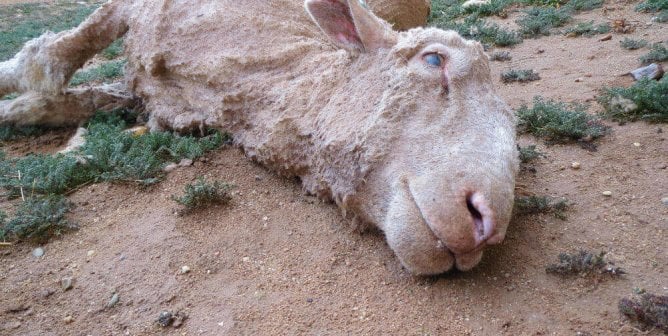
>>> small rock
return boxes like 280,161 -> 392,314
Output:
598,34 -> 612,41
39,288 -> 55,299
178,158 -> 193,167
163,163 -> 178,172
63,315 -> 74,324
602,191 -> 613,197
574,78 -> 584,82
262,216 -> 268,221
655,164 -> 667,170
86,250 -> 95,257
571,162 -> 581,170
61,277 -> 74,291
32,247 -> 44,258
630,63 -> 664,81
157,311 -> 173,327
254,175 -> 262,181
661,197 -> 668,206
106,293 -> 119,308
536,49 -> 545,54
633,142 -> 641,147
180,265 -> 191,274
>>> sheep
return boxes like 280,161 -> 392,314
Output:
0,0 -> 518,275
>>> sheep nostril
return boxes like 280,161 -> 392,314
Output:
466,194 -> 485,237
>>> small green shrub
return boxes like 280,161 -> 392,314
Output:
102,38 -> 124,60
437,16 -> 522,47
516,96 -> 608,142
564,21 -> 610,36
0,125 -> 54,141
518,144 -> 544,163
653,10 -> 668,22
430,0 -> 467,22
0,153 -> 96,197
514,195 -> 568,219
463,0 -> 516,17
636,0 -> 668,12
69,59 -> 126,86
598,77 -> 668,122
501,69 -> 541,83
620,38 -> 648,50
0,195 -> 74,243
546,250 -> 625,275
490,51 -> 512,61
639,43 -> 668,64
1,93 -> 19,100
516,7 -> 572,37
619,293 -> 668,333
520,0 -> 563,7
172,177 -> 233,212
81,116 -> 225,185
563,0 -> 604,11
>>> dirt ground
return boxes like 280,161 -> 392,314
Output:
0,1 -> 667,335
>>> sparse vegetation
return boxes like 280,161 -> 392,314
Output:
0,125 -> 54,142
0,110 -> 228,241
69,59 -> 126,86
438,16 -> 522,47
518,144 -> 544,163
564,21 -> 610,36
0,1 -> 99,61
636,0 -> 668,12
0,195 -> 74,243
172,177 -> 233,213
546,250 -> 625,275
620,38 -> 648,50
514,195 -> 568,219
598,77 -> 668,122
619,293 -> 668,333
490,51 -> 512,61
516,96 -> 608,142
463,0 -> 516,17
501,69 -> 541,83
639,43 -> 668,64
516,7 -> 572,37
563,0 -> 604,12
102,38 -> 124,60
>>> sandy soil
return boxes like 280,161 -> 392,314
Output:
0,1 -> 666,335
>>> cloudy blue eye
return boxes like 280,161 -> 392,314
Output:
424,53 -> 443,67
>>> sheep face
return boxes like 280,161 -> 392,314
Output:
373,30 -> 519,275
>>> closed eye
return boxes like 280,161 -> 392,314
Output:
423,53 -> 444,67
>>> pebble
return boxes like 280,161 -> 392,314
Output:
574,78 -> 584,82
178,158 -> 193,167
633,142 -> 641,147
86,250 -> 95,257
32,247 -> 44,258
63,315 -> 74,324
61,277 -> 74,291
571,162 -> 581,170
662,197 -> 668,206
157,311 -> 173,327
602,191 -> 613,197
598,34 -> 612,41
655,164 -> 667,170
163,163 -> 178,172
180,266 -> 191,274
6,321 -> 21,329
106,293 -> 120,308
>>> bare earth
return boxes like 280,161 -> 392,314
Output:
0,1 -> 667,335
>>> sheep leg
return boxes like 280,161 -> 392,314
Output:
0,0 -> 129,125
0,83 -> 137,127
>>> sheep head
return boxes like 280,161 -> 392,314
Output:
306,0 -> 518,275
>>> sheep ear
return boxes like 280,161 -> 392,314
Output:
305,0 -> 398,52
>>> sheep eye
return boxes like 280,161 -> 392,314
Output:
424,53 -> 443,67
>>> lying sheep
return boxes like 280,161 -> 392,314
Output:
0,0 -> 518,275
